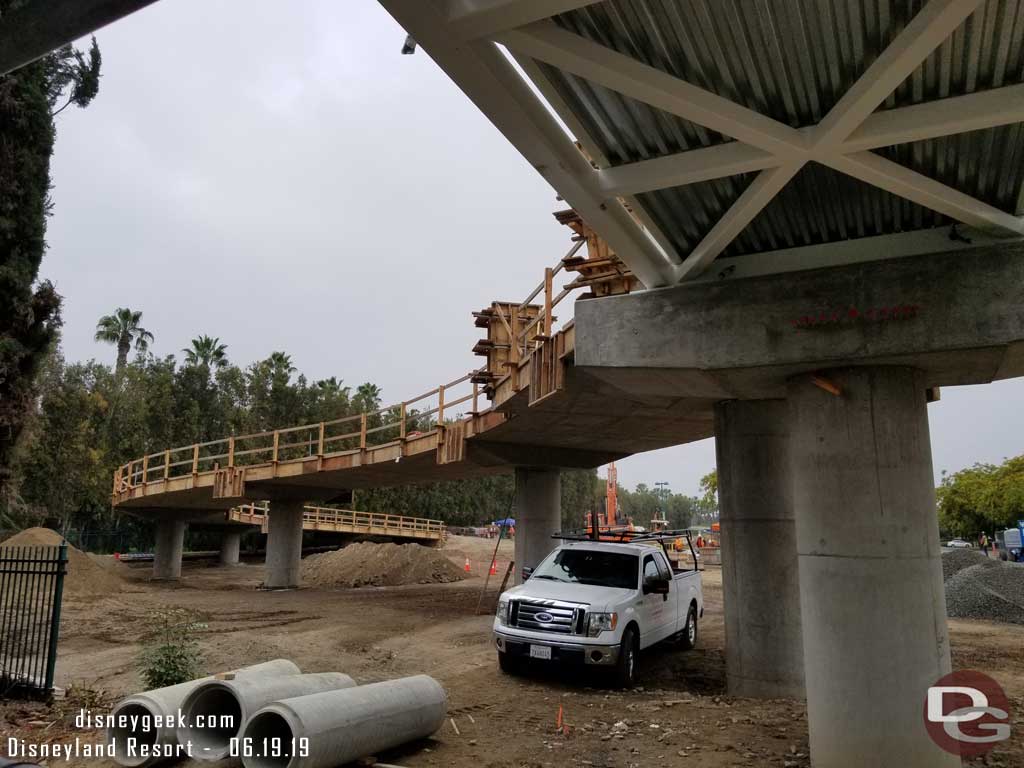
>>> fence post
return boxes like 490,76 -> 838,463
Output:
317,423 -> 325,456
472,382 -> 479,414
437,384 -> 446,425
141,455 -> 149,485
272,431 -> 280,463
360,413 -> 367,451
191,444 -> 199,475
44,544 -> 68,691
228,436 -> 235,468
163,449 -> 171,480
400,403 -> 407,440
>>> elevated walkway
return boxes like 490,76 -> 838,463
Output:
227,504 -> 445,543
111,236 -> 715,518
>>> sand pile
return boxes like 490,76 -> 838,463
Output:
302,541 -> 465,588
1,527 -> 123,598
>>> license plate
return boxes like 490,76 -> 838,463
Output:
529,644 -> 552,660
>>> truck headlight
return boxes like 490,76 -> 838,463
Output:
587,612 -> 617,637
496,599 -> 509,625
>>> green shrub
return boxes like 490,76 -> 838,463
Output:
138,609 -> 205,689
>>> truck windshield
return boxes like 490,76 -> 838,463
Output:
531,549 -> 639,590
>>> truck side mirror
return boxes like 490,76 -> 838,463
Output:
643,577 -> 670,595
521,566 -> 534,581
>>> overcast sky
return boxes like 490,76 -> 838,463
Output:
43,0 -> 1023,497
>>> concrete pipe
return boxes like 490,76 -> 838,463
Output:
240,675 -> 447,768
107,659 -> 301,768
178,673 -> 357,761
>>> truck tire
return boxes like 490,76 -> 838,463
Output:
498,651 -> 521,676
613,626 -> 639,688
679,603 -> 698,650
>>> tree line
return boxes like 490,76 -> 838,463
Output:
938,457 -> 1024,539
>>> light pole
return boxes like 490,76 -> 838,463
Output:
654,481 -> 669,526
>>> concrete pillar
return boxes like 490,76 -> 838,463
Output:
153,519 -> 185,580
788,367 -> 956,768
264,500 -> 305,589
715,399 -> 804,699
219,530 -> 242,566
513,467 -> 561,584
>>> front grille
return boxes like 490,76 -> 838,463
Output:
510,597 -> 587,635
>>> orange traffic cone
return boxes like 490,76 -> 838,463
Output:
489,560 -> 497,576
464,558 -> 471,573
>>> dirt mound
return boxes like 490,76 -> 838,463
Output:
1,527 -> 123,599
302,541 -> 465,588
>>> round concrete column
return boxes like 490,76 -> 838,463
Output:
513,467 -> 561,584
153,519 -> 185,580
264,501 -> 305,589
715,399 -> 804,699
788,368 -> 956,768
219,530 -> 242,566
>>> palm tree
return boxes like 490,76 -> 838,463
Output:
267,351 -> 295,378
354,382 -> 383,411
183,335 -> 228,369
94,308 -> 154,373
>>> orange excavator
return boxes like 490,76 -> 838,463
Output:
584,463 -> 636,540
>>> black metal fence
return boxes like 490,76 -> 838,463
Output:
0,545 -> 67,697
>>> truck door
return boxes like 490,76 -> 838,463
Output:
654,552 -> 684,636
640,553 -> 671,645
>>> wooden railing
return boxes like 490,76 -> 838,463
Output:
228,503 -> 446,539
112,368 -> 485,495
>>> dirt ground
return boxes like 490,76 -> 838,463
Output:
3,535 -> 1022,767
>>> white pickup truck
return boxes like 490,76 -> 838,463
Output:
493,535 -> 703,687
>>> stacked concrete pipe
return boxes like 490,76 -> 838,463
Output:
107,659 -> 300,767
178,673 -> 357,761
240,675 -> 447,768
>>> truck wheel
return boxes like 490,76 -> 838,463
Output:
679,603 -> 698,650
613,626 -> 639,688
498,652 -> 521,675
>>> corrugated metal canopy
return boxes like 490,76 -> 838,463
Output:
539,0 -> 1024,262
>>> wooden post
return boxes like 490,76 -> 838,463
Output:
163,449 -> 170,480
360,413 -> 367,450
400,402 -> 407,439
272,431 -> 280,463
510,306 -> 520,363
544,267 -> 553,337
317,422 -> 325,456
191,444 -> 199,475
437,384 -> 446,425
141,455 -> 149,485
510,305 -> 520,391
472,382 -> 479,414
228,436 -> 235,468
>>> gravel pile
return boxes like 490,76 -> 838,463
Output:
302,541 -> 465,588
941,548 -> 990,582
943,550 -> 1024,625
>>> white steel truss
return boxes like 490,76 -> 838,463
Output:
383,0 -> 1024,287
